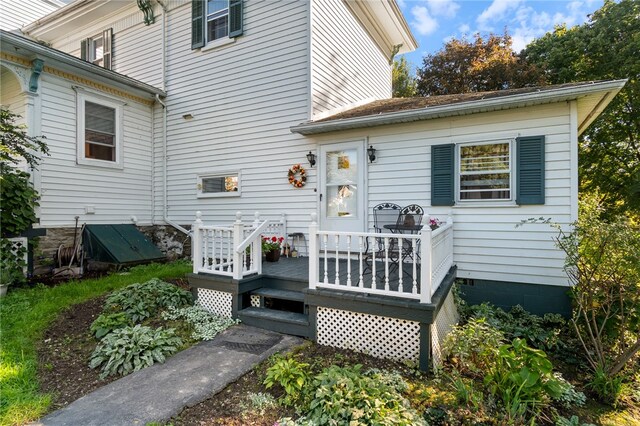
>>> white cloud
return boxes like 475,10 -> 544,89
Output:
458,23 -> 470,33
426,0 -> 460,18
411,5 -> 439,36
396,0 -> 407,8
477,0 -> 523,31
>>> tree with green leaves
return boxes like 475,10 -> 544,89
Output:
392,57 -> 417,98
523,0 -> 640,220
0,108 -> 48,284
416,32 -> 545,96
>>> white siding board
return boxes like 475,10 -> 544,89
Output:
37,73 -> 154,226
311,0 -> 390,118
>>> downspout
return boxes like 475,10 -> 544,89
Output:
156,0 -> 189,235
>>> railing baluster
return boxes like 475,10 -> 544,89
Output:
346,235 -> 352,287
358,236 -> 364,288
412,238 -> 417,294
334,235 -> 340,285
371,237 -> 377,289
323,234 -> 329,284
384,237 -> 389,291
398,236 -> 404,293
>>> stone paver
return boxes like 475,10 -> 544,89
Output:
35,325 -> 303,426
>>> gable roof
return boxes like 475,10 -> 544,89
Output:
291,80 -> 627,136
0,29 -> 165,100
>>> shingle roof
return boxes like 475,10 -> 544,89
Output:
316,82 -> 604,122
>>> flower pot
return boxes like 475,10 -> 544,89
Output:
264,250 -> 281,262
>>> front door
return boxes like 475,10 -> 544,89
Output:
319,141 -> 366,236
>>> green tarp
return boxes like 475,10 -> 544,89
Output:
83,224 -> 165,265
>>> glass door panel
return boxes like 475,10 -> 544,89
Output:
325,149 -> 358,218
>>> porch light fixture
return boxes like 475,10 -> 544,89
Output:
367,145 -> 377,163
306,151 -> 316,167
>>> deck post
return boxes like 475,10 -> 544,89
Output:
420,226 -> 432,303
281,212 -> 287,242
232,211 -> 243,280
308,213 -> 318,290
191,211 -> 203,274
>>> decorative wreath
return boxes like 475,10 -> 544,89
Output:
288,164 -> 307,188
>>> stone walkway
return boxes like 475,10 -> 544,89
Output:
35,325 -> 303,426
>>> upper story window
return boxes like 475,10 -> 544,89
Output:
207,0 -> 229,41
81,28 -> 113,70
191,0 -> 243,50
76,89 -> 123,169
458,142 -> 512,201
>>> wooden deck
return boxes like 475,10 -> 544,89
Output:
261,256 -> 422,295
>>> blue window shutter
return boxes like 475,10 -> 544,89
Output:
516,136 -> 545,205
191,0 -> 205,49
431,144 -> 455,206
229,0 -> 243,38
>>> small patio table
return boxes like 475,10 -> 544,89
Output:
383,224 -> 423,263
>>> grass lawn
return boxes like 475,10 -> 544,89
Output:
0,261 -> 191,426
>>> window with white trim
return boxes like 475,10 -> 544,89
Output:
458,141 -> 512,201
81,29 -> 112,69
76,91 -> 123,168
207,0 -> 229,41
197,172 -> 240,197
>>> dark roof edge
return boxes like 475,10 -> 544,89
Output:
1,29 -> 165,98
291,79 -> 628,135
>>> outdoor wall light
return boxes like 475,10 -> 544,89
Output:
367,145 -> 377,163
182,113 -> 194,120
306,151 -> 317,167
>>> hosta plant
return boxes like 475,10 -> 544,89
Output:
161,302 -> 239,340
90,312 -> 131,339
264,356 -> 310,407
105,278 -> 192,322
89,324 -> 182,379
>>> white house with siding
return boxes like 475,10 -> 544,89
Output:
0,0 -> 626,367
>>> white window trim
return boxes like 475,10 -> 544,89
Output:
455,139 -> 515,205
201,36 -> 235,52
197,171 -> 241,198
76,89 -> 124,169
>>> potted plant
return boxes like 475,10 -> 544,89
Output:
262,236 -> 285,262
429,217 -> 443,230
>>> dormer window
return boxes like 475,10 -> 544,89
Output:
81,28 -> 113,70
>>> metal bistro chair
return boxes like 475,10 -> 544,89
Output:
395,204 -> 424,263
364,203 -> 401,275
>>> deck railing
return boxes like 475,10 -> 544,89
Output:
308,213 -> 453,303
191,211 -> 286,279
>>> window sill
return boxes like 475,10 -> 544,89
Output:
453,202 -> 517,208
197,192 -> 241,199
77,157 -> 123,170
200,37 -> 235,52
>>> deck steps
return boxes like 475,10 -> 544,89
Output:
238,306 -> 310,338
251,288 -> 305,303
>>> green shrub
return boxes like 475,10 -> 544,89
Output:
104,278 -> 192,322
555,414 -> 596,426
264,356 -> 310,407
242,392 -> 278,415
468,303 -> 566,352
443,318 -> 504,376
587,366 -> 625,406
306,364 -> 425,426
161,303 -> 238,340
90,312 -> 131,339
89,325 -> 182,379
552,372 -> 586,409
484,338 -> 564,421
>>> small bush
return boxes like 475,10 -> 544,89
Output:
90,312 -> 130,339
555,414 -> 596,426
306,364 -> 425,425
587,366 -> 624,406
484,338 -> 564,421
89,324 -> 182,379
443,318 -> 504,375
242,392 -> 278,415
553,372 -> 586,409
264,356 -> 310,407
104,278 -> 192,322
161,302 -> 238,340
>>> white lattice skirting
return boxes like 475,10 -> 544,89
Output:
316,307 -> 420,362
197,288 -> 233,318
430,290 -> 459,368
250,294 -> 260,308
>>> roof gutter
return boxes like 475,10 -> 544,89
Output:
1,30 -> 165,99
22,0 -> 91,33
291,80 -> 627,135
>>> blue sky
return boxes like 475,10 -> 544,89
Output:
397,0 -> 604,68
